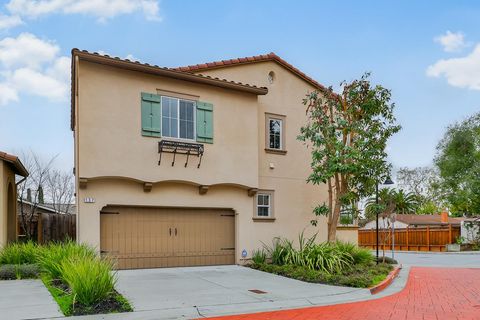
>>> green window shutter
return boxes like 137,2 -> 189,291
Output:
196,101 -> 213,144
141,92 -> 161,137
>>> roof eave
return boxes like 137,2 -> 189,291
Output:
70,49 -> 268,131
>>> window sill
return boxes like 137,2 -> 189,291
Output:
264,148 -> 287,155
252,217 -> 276,222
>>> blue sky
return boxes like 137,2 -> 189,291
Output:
0,0 -> 479,172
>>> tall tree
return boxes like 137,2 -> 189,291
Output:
434,112 -> 480,216
299,73 -> 401,242
396,166 -> 444,213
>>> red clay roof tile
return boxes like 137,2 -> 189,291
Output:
173,52 -> 329,91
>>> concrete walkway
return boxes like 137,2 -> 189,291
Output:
62,265 -> 410,320
0,279 -> 61,320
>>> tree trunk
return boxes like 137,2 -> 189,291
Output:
327,221 -> 338,242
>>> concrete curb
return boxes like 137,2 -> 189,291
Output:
369,265 -> 402,295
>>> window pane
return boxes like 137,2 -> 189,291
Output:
178,100 -> 195,139
162,117 -> 170,136
179,101 -> 186,120
270,119 -> 281,134
257,207 -> 269,217
186,103 -> 194,121
269,119 -> 282,149
170,118 -> 177,137
187,121 -> 194,139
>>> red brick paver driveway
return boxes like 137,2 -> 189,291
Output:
204,267 -> 480,320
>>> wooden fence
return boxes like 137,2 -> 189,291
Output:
37,213 -> 76,244
358,225 -> 460,252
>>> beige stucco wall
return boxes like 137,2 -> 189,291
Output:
75,59 -> 331,262
0,161 -> 16,247
336,228 -> 359,245
199,62 -> 330,244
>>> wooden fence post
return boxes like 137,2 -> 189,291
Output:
406,226 -> 409,251
448,224 -> 452,244
426,226 -> 430,251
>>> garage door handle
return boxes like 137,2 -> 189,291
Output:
175,228 -> 177,236
169,228 -> 172,236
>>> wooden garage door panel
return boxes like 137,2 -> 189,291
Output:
100,207 -> 235,269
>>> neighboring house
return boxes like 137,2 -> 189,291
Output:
0,151 -> 28,247
71,50 -> 356,269
361,213 -> 464,230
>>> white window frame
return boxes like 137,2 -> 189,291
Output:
256,193 -> 272,218
161,95 -> 196,141
268,118 -> 283,150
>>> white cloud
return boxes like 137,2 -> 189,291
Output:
0,33 -> 69,106
0,33 -> 59,69
434,31 -> 467,53
5,0 -> 161,22
0,13 -> 23,30
427,44 -> 480,90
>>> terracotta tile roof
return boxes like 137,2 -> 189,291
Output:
173,52 -> 329,92
395,214 -> 464,226
70,49 -> 268,130
0,151 -> 28,177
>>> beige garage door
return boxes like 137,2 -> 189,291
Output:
100,206 -> 235,269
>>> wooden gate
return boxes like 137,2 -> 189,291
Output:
358,225 -> 460,252
37,213 -> 76,243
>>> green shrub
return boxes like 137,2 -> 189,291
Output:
16,264 -> 40,279
251,249 -> 267,264
263,237 -> 292,265
60,255 -> 116,306
376,256 -> 398,264
334,242 -> 374,265
0,241 -> 40,265
0,264 -> 16,280
38,240 -> 96,280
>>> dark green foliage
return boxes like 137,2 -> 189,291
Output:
16,264 -> 40,279
434,112 -> 480,216
0,264 -> 40,280
0,264 -> 17,280
364,188 -> 420,221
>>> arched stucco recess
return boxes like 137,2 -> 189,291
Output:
80,176 -> 257,193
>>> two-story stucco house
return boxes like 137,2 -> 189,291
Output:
71,50 -> 357,269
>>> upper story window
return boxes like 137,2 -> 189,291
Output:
141,91 -> 214,144
269,119 -> 282,149
265,113 -> 286,154
161,96 -> 195,140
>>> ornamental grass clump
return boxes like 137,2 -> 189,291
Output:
334,241 -> 374,265
0,241 -> 41,265
60,254 -> 116,307
38,240 -> 96,280
262,233 -> 375,275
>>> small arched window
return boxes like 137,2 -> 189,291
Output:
267,71 -> 275,84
